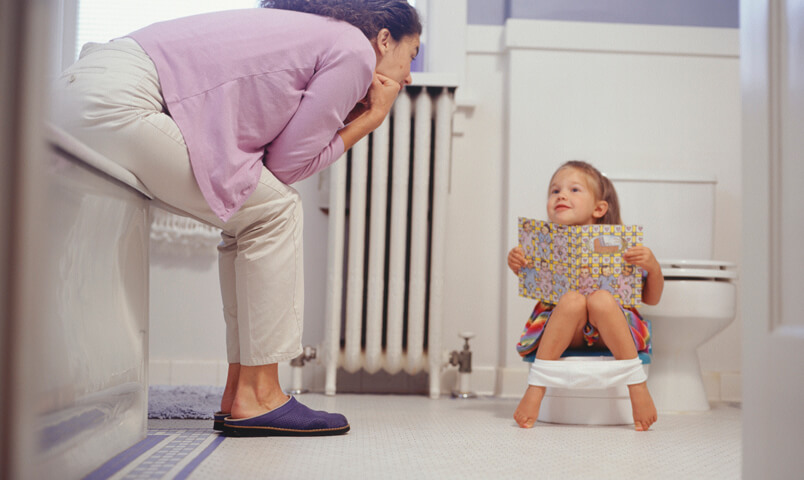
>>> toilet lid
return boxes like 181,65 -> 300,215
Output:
659,259 -> 738,280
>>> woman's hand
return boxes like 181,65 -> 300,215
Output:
364,73 -> 401,124
338,73 -> 401,151
507,246 -> 529,275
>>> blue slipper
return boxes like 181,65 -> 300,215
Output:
213,411 -> 228,431
223,397 -> 350,437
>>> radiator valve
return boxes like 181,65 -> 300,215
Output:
288,345 -> 317,395
449,332 -> 477,398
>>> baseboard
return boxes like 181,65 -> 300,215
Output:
439,366 -> 497,397
149,360 -> 224,386
273,363 -> 501,398
149,360 -> 530,400
150,359 -> 742,404
495,365 -> 530,398
702,370 -> 742,403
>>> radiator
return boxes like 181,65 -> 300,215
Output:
323,86 -> 455,398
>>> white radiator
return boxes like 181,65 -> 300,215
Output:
323,86 -> 454,398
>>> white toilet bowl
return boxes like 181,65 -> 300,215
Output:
642,259 -> 737,412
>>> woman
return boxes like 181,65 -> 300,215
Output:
52,0 -> 421,437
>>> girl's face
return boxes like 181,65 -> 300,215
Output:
602,265 -> 611,275
374,32 -> 420,87
547,167 -> 607,226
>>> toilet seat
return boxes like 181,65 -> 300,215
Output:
660,259 -> 737,280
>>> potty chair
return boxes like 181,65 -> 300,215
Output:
523,348 -> 651,425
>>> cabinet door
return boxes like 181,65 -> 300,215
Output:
741,1 -> 804,477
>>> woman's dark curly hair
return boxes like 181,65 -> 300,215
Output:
260,0 -> 422,41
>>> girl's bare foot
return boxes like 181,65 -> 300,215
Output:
514,385 -> 546,428
627,382 -> 657,431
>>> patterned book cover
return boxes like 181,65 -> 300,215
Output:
517,217 -> 644,307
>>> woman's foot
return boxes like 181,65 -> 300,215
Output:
514,385 -> 546,428
628,382 -> 657,431
229,363 -> 291,419
224,397 -> 350,437
231,390 -> 289,420
220,363 -> 241,414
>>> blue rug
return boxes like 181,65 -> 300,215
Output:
148,385 -> 223,419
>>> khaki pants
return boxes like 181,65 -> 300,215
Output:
52,38 -> 304,366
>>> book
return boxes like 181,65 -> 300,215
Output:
517,217 -> 644,307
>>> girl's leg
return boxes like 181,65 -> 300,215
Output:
586,291 -> 657,431
515,292 -> 588,428
534,291 -> 589,360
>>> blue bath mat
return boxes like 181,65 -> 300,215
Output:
148,385 -> 223,419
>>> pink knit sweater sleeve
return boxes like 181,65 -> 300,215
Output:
264,30 -> 375,184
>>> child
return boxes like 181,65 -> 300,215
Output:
507,161 -> 664,431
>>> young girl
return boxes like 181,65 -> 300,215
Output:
507,161 -> 664,431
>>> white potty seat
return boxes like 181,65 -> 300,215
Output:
528,357 -> 646,388
529,353 -> 651,425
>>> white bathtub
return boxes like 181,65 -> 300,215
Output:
37,125 -> 152,478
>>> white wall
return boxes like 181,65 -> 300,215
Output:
149,16 -> 742,403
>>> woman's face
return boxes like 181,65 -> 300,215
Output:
374,33 -> 420,87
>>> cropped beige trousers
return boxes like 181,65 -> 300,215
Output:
51,38 -> 304,366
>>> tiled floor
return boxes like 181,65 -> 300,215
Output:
108,394 -> 742,479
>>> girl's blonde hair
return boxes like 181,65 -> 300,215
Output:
550,160 -> 622,225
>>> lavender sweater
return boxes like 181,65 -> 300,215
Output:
129,9 -> 375,221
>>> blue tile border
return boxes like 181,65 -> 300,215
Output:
83,429 -> 225,479
174,435 -> 225,480
84,435 -> 169,480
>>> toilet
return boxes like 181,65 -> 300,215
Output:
641,259 -> 736,412
536,172 -> 737,423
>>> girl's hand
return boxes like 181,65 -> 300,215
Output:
623,246 -> 661,276
507,246 -> 529,274
624,246 -> 664,305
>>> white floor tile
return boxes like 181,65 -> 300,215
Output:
146,394 -> 741,479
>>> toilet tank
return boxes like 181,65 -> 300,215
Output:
607,172 -> 716,261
